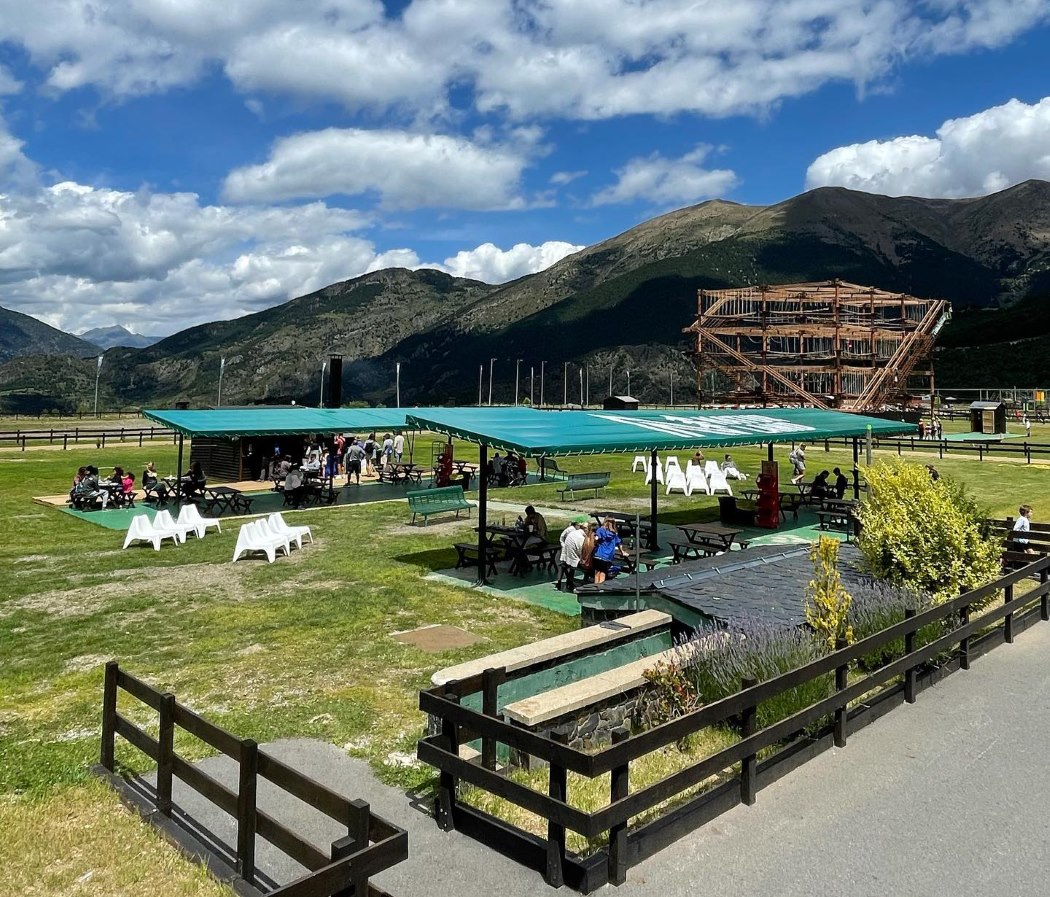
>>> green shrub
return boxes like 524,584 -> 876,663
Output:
857,460 -> 1001,604
805,537 -> 854,649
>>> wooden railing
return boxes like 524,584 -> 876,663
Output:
419,557 -> 1050,893
0,426 -> 176,450
98,662 -> 408,897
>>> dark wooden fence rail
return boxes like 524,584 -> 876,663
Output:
0,426 -> 176,451
418,556 -> 1050,893
98,662 -> 408,897
818,434 -> 1050,463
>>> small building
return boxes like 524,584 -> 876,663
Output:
969,400 -> 1007,434
602,395 -> 639,411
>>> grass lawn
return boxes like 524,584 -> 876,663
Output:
2,431 -> 1049,894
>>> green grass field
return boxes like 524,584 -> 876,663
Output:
2,431 -> 1049,894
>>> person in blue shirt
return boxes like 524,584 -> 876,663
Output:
593,516 -> 626,584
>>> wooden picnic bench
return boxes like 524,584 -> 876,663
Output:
201,486 -> 255,515
407,485 -> 474,525
667,539 -> 721,563
454,542 -> 501,577
817,507 -> 860,540
556,472 -> 611,501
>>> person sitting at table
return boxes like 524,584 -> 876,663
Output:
593,516 -> 628,584
142,462 -> 169,503
69,466 -> 87,503
523,505 -> 548,542
81,465 -> 109,509
832,467 -> 848,500
811,470 -> 831,502
180,461 -> 206,499
120,470 -> 136,507
721,453 -> 748,480
303,451 -> 321,473
283,465 -> 306,508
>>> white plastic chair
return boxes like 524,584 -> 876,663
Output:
665,467 -> 690,496
270,512 -> 313,547
631,455 -> 648,473
708,468 -> 733,496
686,465 -> 711,496
232,520 -> 289,563
258,516 -> 296,554
664,456 -> 682,478
122,513 -> 181,551
177,503 -> 221,538
704,460 -> 720,478
644,463 -> 664,485
155,508 -> 198,542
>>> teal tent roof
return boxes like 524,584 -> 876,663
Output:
143,406 -> 426,438
406,407 -> 916,457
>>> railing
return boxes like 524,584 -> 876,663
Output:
819,433 -> 1050,463
418,557 -> 1050,893
98,662 -> 408,897
0,426 -> 176,451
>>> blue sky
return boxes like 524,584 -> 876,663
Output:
1,0 -> 1049,337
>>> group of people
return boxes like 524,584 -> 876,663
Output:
69,465 -> 135,509
809,467 -> 851,502
266,432 -> 407,488
487,451 -> 528,487
689,450 -> 748,481
555,514 -> 632,591
916,419 -> 944,440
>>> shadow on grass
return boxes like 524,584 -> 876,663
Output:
393,547 -> 459,571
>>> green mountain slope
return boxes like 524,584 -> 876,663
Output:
0,305 -> 97,363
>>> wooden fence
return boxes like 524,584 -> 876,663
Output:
0,426 -> 176,451
418,557 -> 1050,892
98,662 -> 408,897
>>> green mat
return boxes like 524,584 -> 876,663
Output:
426,568 -> 581,616
943,431 -> 1023,442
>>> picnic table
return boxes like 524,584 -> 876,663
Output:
669,522 -> 744,563
817,498 -> 860,540
379,463 -> 425,485
590,511 -> 654,544
202,486 -> 255,515
474,524 -> 557,576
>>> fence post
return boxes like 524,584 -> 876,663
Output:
237,738 -> 259,885
436,693 -> 459,832
959,603 -> 971,671
1026,443 -> 1031,464
833,638 -> 848,748
939,440 -> 944,459
335,798 -> 371,897
101,433 -> 106,449
157,692 -> 176,817
139,432 -> 144,447
49,428 -> 54,445
904,608 -> 917,703
1004,583 -> 1014,644
545,725 -> 570,888
20,434 -> 25,451
100,661 -> 119,770
740,677 -> 757,806
1041,567 -> 1049,622
897,441 -> 901,457
63,435 -> 68,450
481,667 -> 505,771
608,726 -> 630,885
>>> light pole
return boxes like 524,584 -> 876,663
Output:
396,362 -> 401,408
579,367 -> 584,405
93,354 -> 104,417
670,370 -> 674,408
319,360 -> 327,407
540,361 -> 546,406
608,366 -> 613,398
514,359 -> 522,405
530,366 -> 535,405
488,357 -> 496,405
626,369 -> 631,397
217,356 -> 226,408
585,364 -> 589,406
563,361 -> 568,407
478,365 -> 483,406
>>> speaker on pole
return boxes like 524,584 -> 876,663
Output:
327,354 -> 343,408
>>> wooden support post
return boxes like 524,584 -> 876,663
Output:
608,727 -> 630,886
100,661 -> 118,770
157,692 -> 176,817
834,638 -> 848,748
1041,568 -> 1049,622
436,693 -> 460,832
481,667 -> 505,771
1004,583 -> 1014,644
904,608 -> 917,704
346,798 -> 371,897
237,738 -> 259,885
740,677 -> 757,805
851,437 -> 860,500
546,726 -> 570,888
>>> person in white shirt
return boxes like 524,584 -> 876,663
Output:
557,516 -> 588,591
1013,504 -> 1034,553
393,432 -> 405,462
788,444 -> 806,485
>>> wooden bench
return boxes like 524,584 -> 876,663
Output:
817,508 -> 859,540
454,542 -> 500,577
523,541 -> 560,575
407,485 -> 475,525
539,456 -> 568,480
556,472 -> 611,501
668,539 -> 721,563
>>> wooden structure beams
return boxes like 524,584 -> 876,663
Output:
684,280 -> 951,412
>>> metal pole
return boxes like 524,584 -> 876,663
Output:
585,365 -> 589,406
670,370 -> 674,407
396,362 -> 401,407
609,366 -> 613,398
540,361 -> 546,406
217,356 -> 226,408
476,443 -> 489,586
319,361 -> 326,408
563,362 -> 568,406
175,434 -> 185,502
93,354 -> 103,417
627,369 -> 631,398
515,359 -> 522,405
530,366 -> 534,405
579,367 -> 584,405
488,357 -> 495,405
478,365 -> 483,406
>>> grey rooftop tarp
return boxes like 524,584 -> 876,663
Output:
405,406 -> 916,457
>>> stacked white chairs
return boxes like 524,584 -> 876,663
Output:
707,468 -> 733,496
177,503 -> 222,539
685,464 -> 711,495
644,462 -> 664,485
155,508 -> 199,542
258,516 -> 296,555
664,456 -> 682,479
704,460 -> 720,478
122,513 -> 182,551
233,519 -> 291,563
269,513 -> 313,548
665,467 -> 690,496
631,455 -> 648,473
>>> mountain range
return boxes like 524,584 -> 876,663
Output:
79,325 -> 163,350
3,180 -> 1050,412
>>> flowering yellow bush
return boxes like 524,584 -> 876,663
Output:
857,460 -> 1000,603
805,536 -> 854,649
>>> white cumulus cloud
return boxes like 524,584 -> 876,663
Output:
592,145 -> 738,207
429,241 -> 584,283
223,127 -> 533,210
805,96 -> 1050,197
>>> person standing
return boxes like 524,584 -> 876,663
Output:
363,434 -> 376,476
593,517 -> 625,584
1013,505 -> 1035,553
1024,414 -> 1032,438
382,433 -> 394,469
557,516 -> 587,591
345,438 -> 366,485
393,432 -> 405,463
789,444 -> 807,485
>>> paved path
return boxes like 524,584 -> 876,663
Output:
164,620 -> 1050,896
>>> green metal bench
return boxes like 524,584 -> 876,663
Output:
556,472 -> 611,501
407,485 -> 474,525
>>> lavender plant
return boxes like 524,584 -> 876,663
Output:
847,579 -> 942,672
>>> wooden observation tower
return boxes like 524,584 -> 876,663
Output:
684,280 -> 951,411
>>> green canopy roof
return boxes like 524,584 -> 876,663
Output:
143,406 -> 425,438
406,407 -> 916,457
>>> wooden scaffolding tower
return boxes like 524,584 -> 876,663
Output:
684,280 -> 951,411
